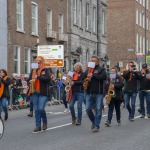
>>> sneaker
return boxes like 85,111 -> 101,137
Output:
33,127 -> 42,132
75,120 -> 81,125
42,123 -> 47,130
138,108 -> 141,114
72,116 -> 76,124
28,111 -> 33,117
117,120 -> 121,126
140,115 -> 145,118
64,109 -> 70,113
91,122 -> 95,129
146,114 -> 150,118
129,118 -> 134,121
4,113 -> 8,121
92,127 -> 99,132
105,120 -> 111,127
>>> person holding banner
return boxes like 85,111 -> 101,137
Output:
68,62 -> 85,125
28,56 -> 51,132
85,56 -> 106,132
0,69 -> 11,121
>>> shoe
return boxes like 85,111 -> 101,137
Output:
72,116 -> 76,124
117,120 -> 121,126
92,127 -> 99,132
105,120 -> 111,127
146,114 -> 150,118
129,118 -> 134,121
140,115 -> 145,118
91,122 -> 94,129
5,113 -> 8,121
28,111 -> 33,117
33,127 -> 41,132
64,109 -> 70,113
75,120 -> 81,125
138,108 -> 141,114
42,123 -> 47,130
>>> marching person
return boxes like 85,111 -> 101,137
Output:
104,67 -> 124,126
139,63 -> 150,118
0,69 -> 11,121
28,56 -> 51,132
85,56 -> 106,132
69,62 -> 85,125
122,62 -> 140,121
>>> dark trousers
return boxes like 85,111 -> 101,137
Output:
62,90 -> 68,109
107,98 -> 121,122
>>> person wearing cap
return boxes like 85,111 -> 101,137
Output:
104,67 -> 124,126
122,61 -> 140,121
138,63 -> 150,118
28,56 -> 51,132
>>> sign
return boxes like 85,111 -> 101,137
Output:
88,62 -> 95,68
31,63 -> 38,69
136,53 -> 144,61
119,61 -> 123,68
128,48 -> 134,52
146,55 -> 150,65
37,45 -> 64,67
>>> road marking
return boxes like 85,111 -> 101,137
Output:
47,112 -> 66,115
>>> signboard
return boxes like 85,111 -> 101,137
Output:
146,55 -> 150,65
136,53 -> 144,61
37,45 -> 64,67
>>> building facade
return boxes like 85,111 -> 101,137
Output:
0,0 -> 7,69
67,0 -> 107,70
7,0 -> 68,75
107,0 -> 150,70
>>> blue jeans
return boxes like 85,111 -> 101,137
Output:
83,92 -> 87,105
0,97 -> 8,116
124,92 -> 137,119
31,93 -> 48,127
86,94 -> 104,128
69,92 -> 84,122
139,91 -> 150,115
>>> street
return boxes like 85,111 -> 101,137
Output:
0,103 -> 150,150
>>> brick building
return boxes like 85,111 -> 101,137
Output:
67,0 -> 107,70
7,0 -> 67,76
107,0 -> 150,71
0,0 -> 7,69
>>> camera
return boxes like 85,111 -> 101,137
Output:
131,65 -> 136,71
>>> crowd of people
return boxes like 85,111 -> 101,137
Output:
0,55 -> 150,133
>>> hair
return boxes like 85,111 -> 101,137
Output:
91,55 -> 100,61
74,62 -> 83,71
0,69 -> 8,76
128,61 -> 134,65
111,67 -> 118,73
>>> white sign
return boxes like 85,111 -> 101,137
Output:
128,48 -> 134,52
68,71 -> 74,77
119,61 -> 123,68
62,76 -> 67,80
31,63 -> 38,69
88,62 -> 95,68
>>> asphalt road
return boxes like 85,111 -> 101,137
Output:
0,102 -> 150,150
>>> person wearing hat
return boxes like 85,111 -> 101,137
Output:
104,67 -> 124,126
122,61 -> 140,121
28,56 -> 51,132
138,63 -> 150,118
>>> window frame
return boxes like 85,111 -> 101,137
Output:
24,47 -> 31,75
14,45 -> 21,74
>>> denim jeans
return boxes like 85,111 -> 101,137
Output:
69,92 -> 84,122
83,92 -> 87,106
107,99 -> 121,122
30,97 -> 33,112
86,94 -> 104,128
31,92 -> 48,127
124,92 -> 137,119
0,97 -> 8,116
139,91 -> 150,115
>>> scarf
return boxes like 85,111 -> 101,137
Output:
0,76 -> 7,98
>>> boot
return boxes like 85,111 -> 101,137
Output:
33,127 -> 41,132
5,113 -> 8,121
42,123 -> 47,130
28,111 -> 33,117
72,116 -> 76,124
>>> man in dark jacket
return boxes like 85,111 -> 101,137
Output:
122,61 -> 140,121
85,56 -> 106,132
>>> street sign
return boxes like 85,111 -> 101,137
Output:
146,55 -> 150,65
37,45 -> 64,67
136,53 -> 144,61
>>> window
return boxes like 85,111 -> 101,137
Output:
102,10 -> 106,35
14,46 -> 20,74
24,48 -> 31,74
147,0 -> 149,10
16,0 -> 24,31
86,3 -> 90,29
140,0 -> 142,5
47,9 -> 52,32
59,14 -> 63,33
136,9 -> 138,25
147,17 -> 149,30
143,37 -> 145,54
92,7 -> 96,33
136,34 -> 139,52
143,14 -> 145,28
143,0 -> 145,7
79,0 -> 82,27
147,39 -> 149,53
140,12 -> 142,26
86,50 -> 89,62
140,36 -> 142,53
31,2 -> 38,34
73,0 -> 77,24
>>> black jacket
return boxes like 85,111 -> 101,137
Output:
0,76 -> 11,99
29,67 -> 51,96
139,70 -> 150,91
72,72 -> 85,93
85,65 -> 106,94
122,70 -> 140,92
104,75 -> 124,101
